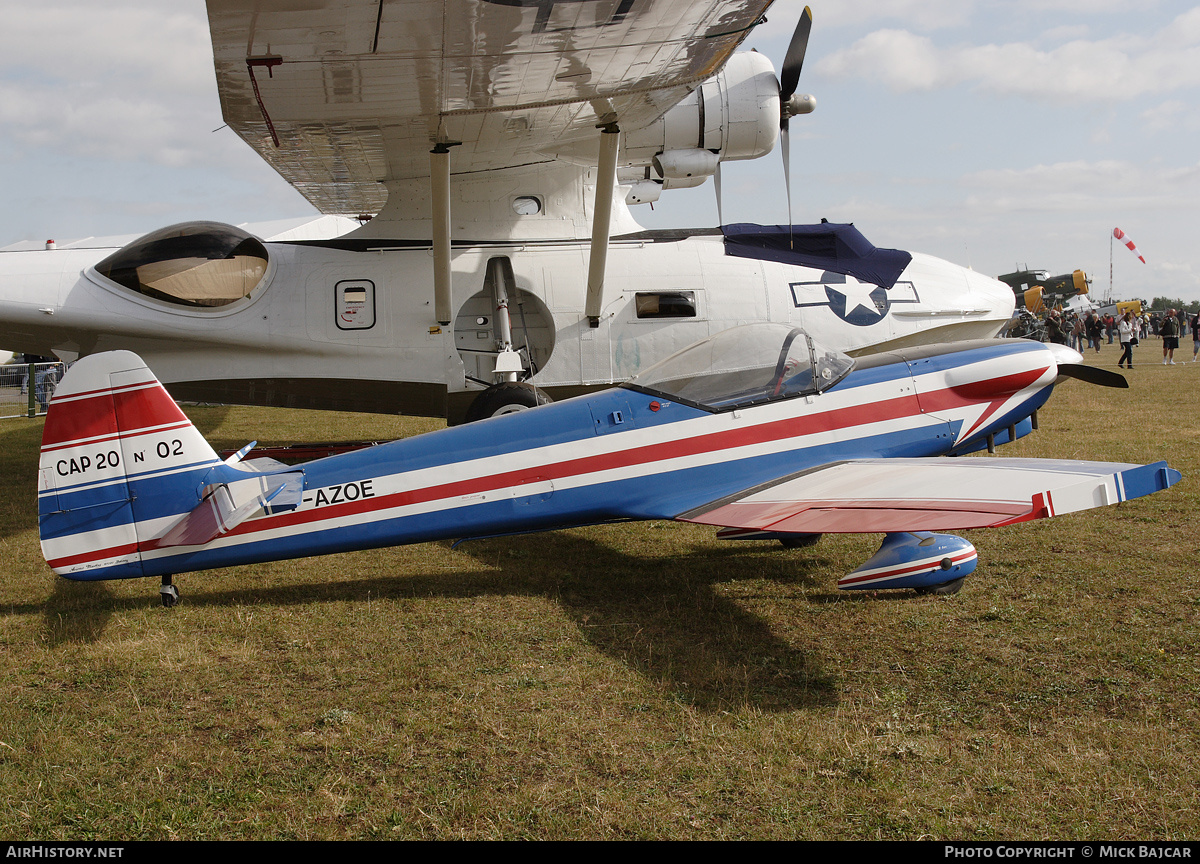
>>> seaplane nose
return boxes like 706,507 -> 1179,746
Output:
964,268 -> 1017,324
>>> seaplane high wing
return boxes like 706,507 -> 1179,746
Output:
207,0 -> 777,215
38,327 -> 1177,606
0,1 -> 1016,424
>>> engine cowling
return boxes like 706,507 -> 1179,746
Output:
621,51 -> 781,172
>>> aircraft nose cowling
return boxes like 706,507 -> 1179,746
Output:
1046,341 -> 1129,389
1045,343 -> 1085,367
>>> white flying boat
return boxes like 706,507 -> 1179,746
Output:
0,1 -> 1014,423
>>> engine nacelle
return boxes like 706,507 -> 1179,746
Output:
556,51 -> 784,202
661,175 -> 706,190
653,148 -> 719,180
621,51 -> 781,168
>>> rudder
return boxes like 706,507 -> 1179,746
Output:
38,351 -> 222,580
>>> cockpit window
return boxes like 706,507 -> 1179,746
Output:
624,323 -> 854,411
93,221 -> 269,308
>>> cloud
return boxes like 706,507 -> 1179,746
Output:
0,1 -> 220,166
958,159 -> 1200,218
1140,100 -> 1194,134
814,8 -> 1200,103
747,0 -> 974,52
0,2 -> 212,93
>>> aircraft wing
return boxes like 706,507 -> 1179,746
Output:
207,0 -> 774,214
678,458 -> 1181,534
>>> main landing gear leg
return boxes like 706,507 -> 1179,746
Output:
160,575 -> 179,608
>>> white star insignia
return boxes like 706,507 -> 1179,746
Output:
829,280 -> 881,318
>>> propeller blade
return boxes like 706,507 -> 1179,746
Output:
781,125 -> 793,240
1056,364 -> 1129,389
714,161 -> 723,227
779,5 -> 813,102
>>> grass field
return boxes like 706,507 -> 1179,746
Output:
1,349 -> 1197,840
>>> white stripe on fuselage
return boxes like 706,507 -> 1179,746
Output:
50,345 -> 1054,569
131,382 -> 966,563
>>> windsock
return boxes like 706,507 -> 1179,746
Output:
1113,227 -> 1146,263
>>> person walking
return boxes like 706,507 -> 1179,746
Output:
1161,308 -> 1179,365
1117,312 -> 1135,368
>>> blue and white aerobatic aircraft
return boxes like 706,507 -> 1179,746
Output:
0,1 -> 1015,424
38,325 -> 1178,606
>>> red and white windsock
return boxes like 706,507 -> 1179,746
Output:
1113,227 -> 1146,263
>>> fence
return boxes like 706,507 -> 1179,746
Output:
0,361 -> 68,418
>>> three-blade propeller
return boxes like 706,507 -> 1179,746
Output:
714,7 -> 815,230
778,7 -> 816,234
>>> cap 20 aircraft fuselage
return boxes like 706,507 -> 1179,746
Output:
38,327 -> 1178,606
0,1 -> 1014,423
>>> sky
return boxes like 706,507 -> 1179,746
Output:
1,0 -> 1197,302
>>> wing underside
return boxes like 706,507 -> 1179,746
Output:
206,0 -> 774,213
678,458 -> 1181,534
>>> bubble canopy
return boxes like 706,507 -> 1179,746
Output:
92,222 -> 270,308
624,323 -> 855,411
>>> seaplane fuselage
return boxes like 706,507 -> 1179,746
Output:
0,222 -> 1013,423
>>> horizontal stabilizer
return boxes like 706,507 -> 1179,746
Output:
679,458 -> 1181,534
150,473 -> 304,549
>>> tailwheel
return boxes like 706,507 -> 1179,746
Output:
160,575 -> 179,608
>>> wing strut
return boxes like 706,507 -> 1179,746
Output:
585,123 -> 621,328
431,143 -> 457,326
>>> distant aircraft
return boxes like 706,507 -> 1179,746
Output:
38,326 -> 1178,606
998,268 -> 1090,315
0,1 -> 1014,424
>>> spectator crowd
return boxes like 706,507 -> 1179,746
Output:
1034,307 -> 1200,368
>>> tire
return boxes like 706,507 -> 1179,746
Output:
464,381 -> 553,422
779,533 -> 822,549
915,576 -> 965,596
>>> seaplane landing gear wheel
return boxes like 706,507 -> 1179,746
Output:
160,576 -> 179,608
915,576 -> 965,596
464,382 -> 552,422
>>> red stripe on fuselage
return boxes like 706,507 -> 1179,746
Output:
918,366 -> 1050,441
56,367 -> 1047,569
188,391 -> 929,544
47,542 -> 140,570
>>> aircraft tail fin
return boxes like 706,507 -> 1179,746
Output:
37,351 -> 227,580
